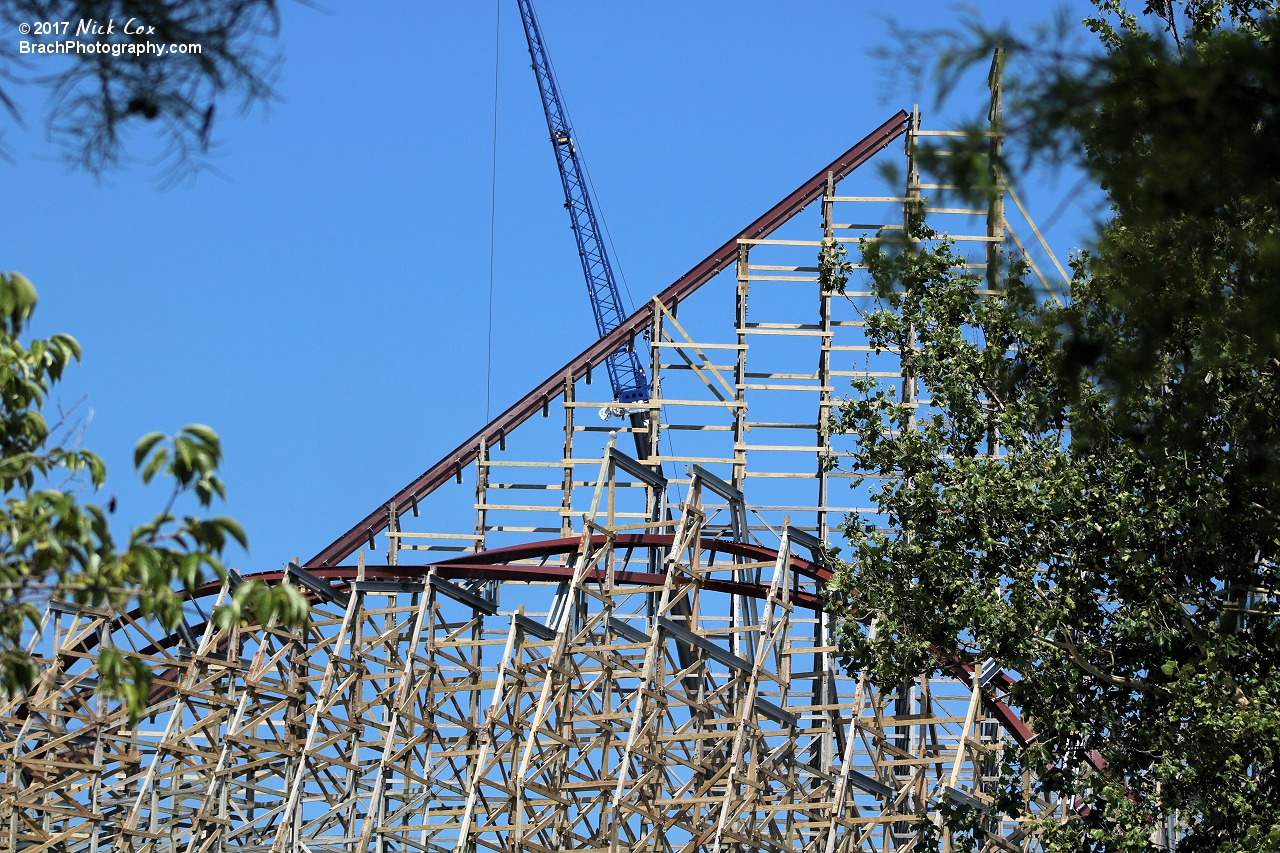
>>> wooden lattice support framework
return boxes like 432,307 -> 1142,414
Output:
1,56 -> 1073,853
0,456 -> 1058,853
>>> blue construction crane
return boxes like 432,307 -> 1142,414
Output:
515,0 -> 650,405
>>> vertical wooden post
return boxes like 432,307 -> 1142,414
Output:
286,575 -> 308,853
986,47 -> 1006,461
813,175 -> 839,831
898,115 -> 925,804
88,625 -> 107,853
902,105 -> 921,416
987,46 -> 1005,291
733,243 -> 750,493
907,104 -> 921,205
818,172 -> 835,544
386,501 -> 399,567
647,299 -> 664,467
475,438 -> 488,553
607,449 -> 616,530
562,371 -> 575,543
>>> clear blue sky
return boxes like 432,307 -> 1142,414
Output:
2,1 -> 1094,573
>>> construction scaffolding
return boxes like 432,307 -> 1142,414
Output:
1,59 -> 1073,853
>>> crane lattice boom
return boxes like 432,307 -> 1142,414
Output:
516,0 -> 650,404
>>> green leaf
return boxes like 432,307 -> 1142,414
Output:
0,271 -> 38,333
134,432 -> 166,469
214,516 -> 248,551
180,424 -> 220,450
141,448 -> 169,485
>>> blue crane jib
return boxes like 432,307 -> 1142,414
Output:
515,0 -> 650,404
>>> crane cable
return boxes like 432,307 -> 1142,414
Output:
485,0 -> 501,423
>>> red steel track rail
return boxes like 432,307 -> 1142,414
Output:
307,111 -> 910,568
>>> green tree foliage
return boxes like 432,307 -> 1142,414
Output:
827,3 -> 1280,850
0,2 -> 298,723
0,271 -> 307,722
0,0 -> 281,175
903,0 -> 1280,405
830,219 -> 1280,851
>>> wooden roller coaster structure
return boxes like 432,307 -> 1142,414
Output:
1,53 -> 1075,853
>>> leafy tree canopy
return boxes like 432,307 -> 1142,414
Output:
0,272 -> 308,722
828,2 -> 1280,851
0,0 -> 299,722
899,0 -> 1280,405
